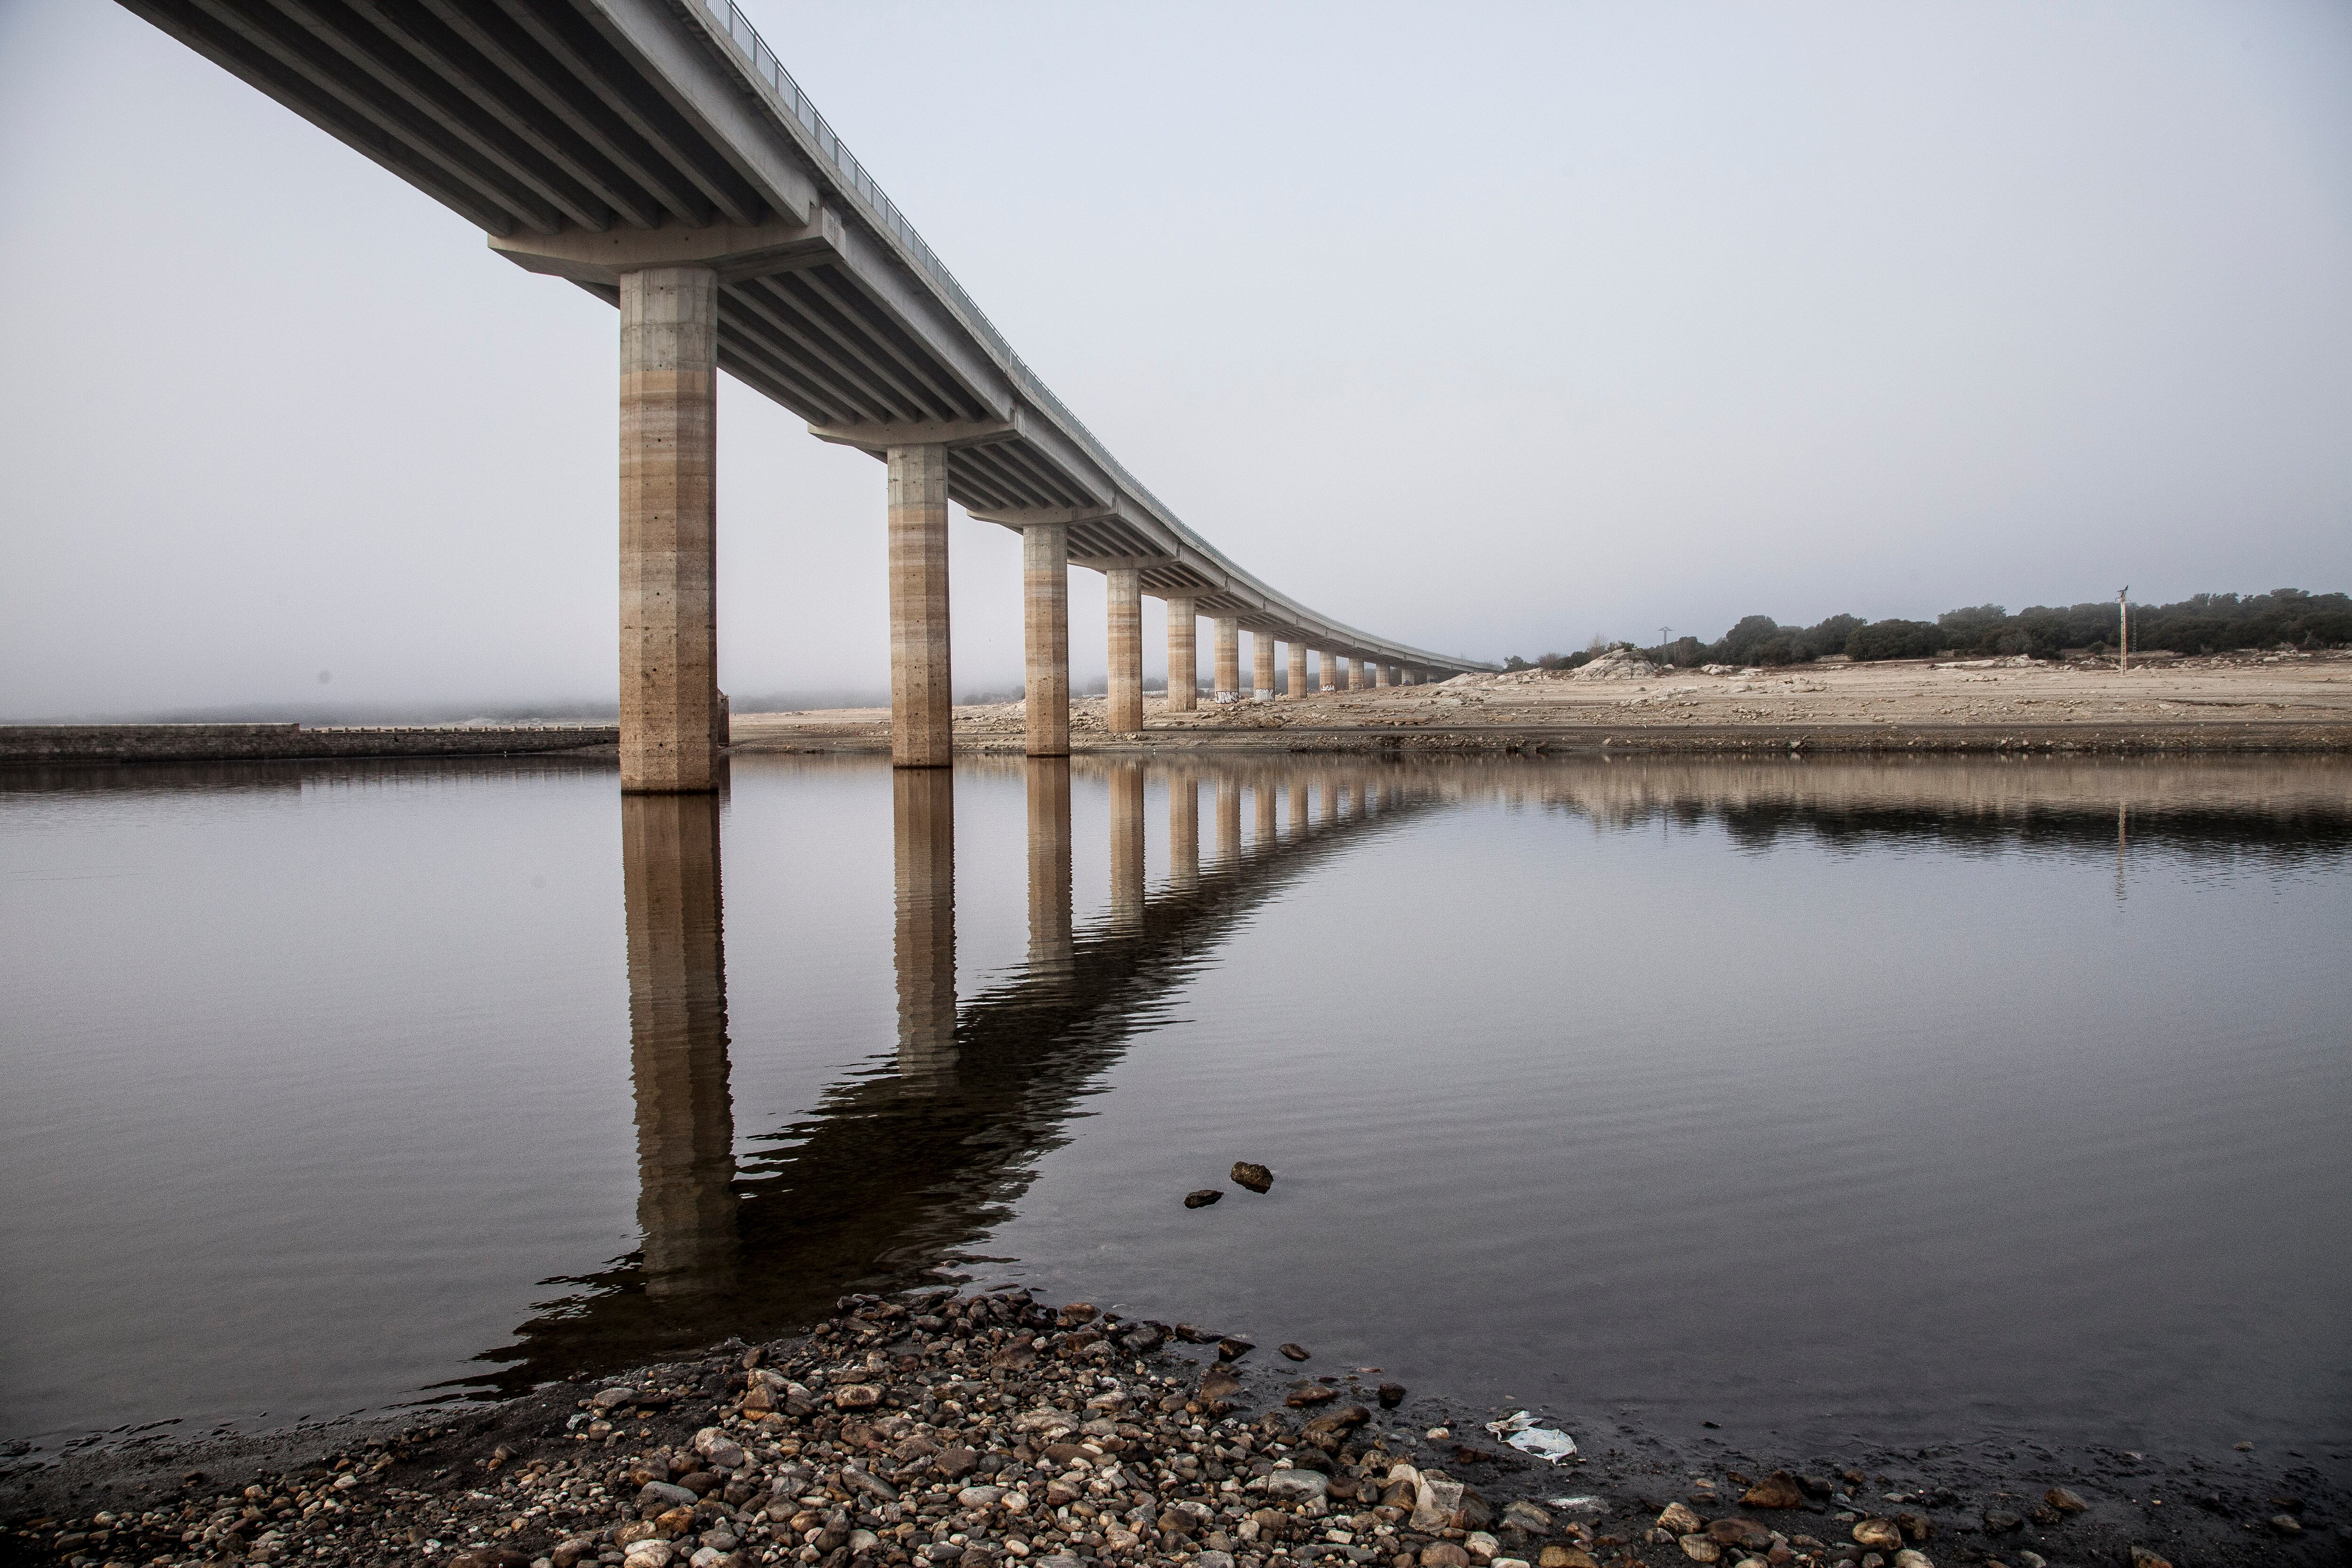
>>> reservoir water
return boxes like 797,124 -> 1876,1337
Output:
3,753 -> 2347,1477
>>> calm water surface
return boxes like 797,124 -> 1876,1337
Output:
3,753 -> 2347,1472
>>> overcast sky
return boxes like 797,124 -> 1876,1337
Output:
3,0 -> 2348,718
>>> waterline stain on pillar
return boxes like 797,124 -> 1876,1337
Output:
1106,568 -> 1142,735
1022,522 -> 1069,757
619,266 -> 719,793
889,443 -> 952,768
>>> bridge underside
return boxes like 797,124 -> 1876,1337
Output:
120,0 -> 1492,784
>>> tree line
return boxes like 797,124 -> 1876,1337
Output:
1502,589 -> 2352,670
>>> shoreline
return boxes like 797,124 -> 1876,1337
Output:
7,1291 -> 2341,1568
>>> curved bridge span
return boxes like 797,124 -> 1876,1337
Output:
120,0 -> 1497,785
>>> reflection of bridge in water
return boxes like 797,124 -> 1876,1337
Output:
463,756 -> 1430,1395
453,751 -> 2352,1395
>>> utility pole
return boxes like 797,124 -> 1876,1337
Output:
2117,588 -> 2130,672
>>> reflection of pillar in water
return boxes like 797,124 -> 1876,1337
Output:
1026,758 -> 1073,976
1326,777 -> 1345,824
1216,777 -> 1241,864
623,792 -> 737,1297
1110,762 -> 1145,930
1169,770 -> 1200,892
1255,780 -> 1277,846
893,768 -> 957,1082
1290,780 -> 1311,836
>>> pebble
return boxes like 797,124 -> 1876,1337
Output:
1279,1343 -> 1312,1361
1184,1189 -> 1224,1209
1231,1162 -> 1274,1194
1852,1517 -> 1904,1549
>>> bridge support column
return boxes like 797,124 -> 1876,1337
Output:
1025,758 -> 1073,977
1106,567 -> 1142,736
892,767 -> 957,1083
1388,662 -> 1403,687
1336,656 -> 1354,692
1166,597 -> 1198,712
1110,761 -> 1145,929
1375,662 -> 1393,688
1349,657 -> 1368,691
1022,523 -> 1068,757
1170,770 -> 1199,891
1213,616 -> 1240,701
888,442 -> 953,768
622,789 -> 736,1295
1287,641 -> 1308,699
1252,632 -> 1276,700
620,266 -> 720,794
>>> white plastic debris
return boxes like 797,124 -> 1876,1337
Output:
1484,1410 -> 1578,1463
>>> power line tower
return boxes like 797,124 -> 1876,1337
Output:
2117,588 -> 2130,672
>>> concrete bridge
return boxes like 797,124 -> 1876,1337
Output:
119,0 -> 1496,790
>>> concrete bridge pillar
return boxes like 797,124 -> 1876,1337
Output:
1349,658 -> 1368,691
1110,761 -> 1145,928
1335,656 -> 1354,692
1252,631 -> 1277,700
892,767 -> 956,1083
622,789 -> 736,1296
1170,770 -> 1199,891
1166,597 -> 1198,713
1025,758 -> 1073,977
1287,641 -> 1308,699
1213,617 -> 1240,702
620,266 -> 721,794
1387,662 -> 1403,687
1105,568 -> 1142,736
1216,777 -> 1241,863
1375,662 -> 1393,688
888,442 -> 953,768
1022,523 -> 1069,757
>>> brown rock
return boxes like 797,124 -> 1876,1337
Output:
1279,1342 -> 1312,1361
935,1447 -> 980,1480
551,1540 -> 601,1568
1740,1472 -> 1805,1510
1706,1518 -> 1771,1550
1304,1405 -> 1373,1434
652,1505 -> 696,1537
1676,1537 -> 1721,1564
1217,1337 -> 1255,1360
1421,1545 -> 1471,1568
2043,1487 -> 2087,1514
2128,1551 -> 2174,1568
1184,1189 -> 1223,1209
831,1384 -> 881,1410
1378,1382 -> 1407,1409
1231,1162 -> 1274,1193
614,1523 -> 660,1548
1656,1503 -> 1704,1535
1538,1550 -> 1597,1568
1286,1384 -> 1339,1407
1058,1303 -> 1099,1325
989,1343 -> 1036,1370
1892,1510 -> 1929,1541
1158,1510 -> 1198,1537
1851,1519 -> 1903,1550
1174,1324 -> 1222,1344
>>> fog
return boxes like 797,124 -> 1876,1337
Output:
2,0 -> 2347,719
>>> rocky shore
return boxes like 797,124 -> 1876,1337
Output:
6,1290 -> 2343,1568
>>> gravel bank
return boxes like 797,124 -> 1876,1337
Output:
6,1291 -> 2344,1568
